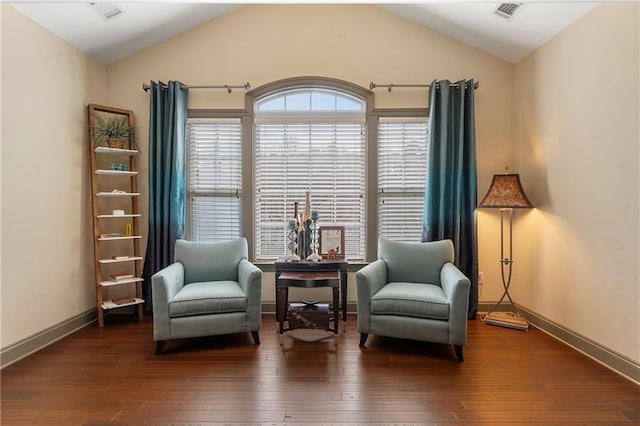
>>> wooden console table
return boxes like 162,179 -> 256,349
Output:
275,259 -> 348,334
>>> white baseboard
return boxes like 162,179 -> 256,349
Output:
5,303 -> 638,385
0,309 -> 96,369
478,302 -> 640,385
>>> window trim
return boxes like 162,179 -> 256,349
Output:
188,77 -> 428,262
246,77 -> 374,262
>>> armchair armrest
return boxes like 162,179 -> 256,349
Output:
440,262 -> 471,345
355,259 -> 388,333
238,259 -> 263,331
151,262 -> 185,341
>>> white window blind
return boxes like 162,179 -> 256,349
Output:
186,118 -> 242,242
255,122 -> 366,262
378,117 -> 429,242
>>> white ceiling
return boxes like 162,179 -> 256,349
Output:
11,1 -> 599,66
379,2 -> 599,63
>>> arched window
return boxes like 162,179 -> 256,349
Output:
254,87 -> 367,261
256,88 -> 364,115
186,76 -> 429,262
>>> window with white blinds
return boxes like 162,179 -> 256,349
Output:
378,117 -> 429,242
186,118 -> 242,242
254,89 -> 366,261
255,123 -> 366,261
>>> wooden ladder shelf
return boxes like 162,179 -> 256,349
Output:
88,104 -> 144,327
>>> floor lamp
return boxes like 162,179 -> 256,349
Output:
478,167 -> 533,331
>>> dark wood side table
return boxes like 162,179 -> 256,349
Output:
276,271 -> 340,334
275,259 -> 348,333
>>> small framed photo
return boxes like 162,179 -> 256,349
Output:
319,226 -> 345,260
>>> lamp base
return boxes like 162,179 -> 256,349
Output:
483,311 -> 529,331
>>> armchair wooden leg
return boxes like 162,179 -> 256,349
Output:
155,341 -> 166,355
454,345 -> 464,362
251,331 -> 260,345
359,333 -> 368,348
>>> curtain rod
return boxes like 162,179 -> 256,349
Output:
142,82 -> 251,93
369,81 -> 479,92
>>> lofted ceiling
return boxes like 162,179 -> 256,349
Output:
11,1 -> 599,66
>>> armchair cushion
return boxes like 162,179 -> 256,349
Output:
371,282 -> 450,320
175,239 -> 248,284
378,239 -> 454,285
169,281 -> 247,318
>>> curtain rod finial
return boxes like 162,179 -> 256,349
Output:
142,83 -> 150,92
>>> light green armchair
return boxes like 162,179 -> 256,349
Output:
356,239 -> 470,361
152,238 -> 262,354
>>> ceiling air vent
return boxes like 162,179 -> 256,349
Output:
88,2 -> 125,22
493,3 -> 525,20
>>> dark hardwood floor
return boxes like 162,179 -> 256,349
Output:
2,313 -> 639,425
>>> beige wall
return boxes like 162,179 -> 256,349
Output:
514,3 -> 639,361
2,2 -> 637,366
1,5 -> 107,347
107,4 -> 515,305
0,4 -> 4,346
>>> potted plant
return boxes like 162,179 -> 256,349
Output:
92,114 -> 137,149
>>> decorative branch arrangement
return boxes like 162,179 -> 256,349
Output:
286,192 -> 322,262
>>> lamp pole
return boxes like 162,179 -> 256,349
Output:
488,208 -> 517,314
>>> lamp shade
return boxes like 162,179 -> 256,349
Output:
478,170 -> 533,209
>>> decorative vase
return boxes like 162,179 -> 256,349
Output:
286,218 -> 300,262
306,216 -> 322,262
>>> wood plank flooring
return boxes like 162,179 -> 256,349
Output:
2,314 -> 639,425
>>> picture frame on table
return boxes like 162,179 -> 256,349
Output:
319,226 -> 345,260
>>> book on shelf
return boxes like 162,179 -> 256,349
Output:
99,233 -> 120,238
110,273 -> 134,280
112,297 -> 136,305
112,255 -> 129,260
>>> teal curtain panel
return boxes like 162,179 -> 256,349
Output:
142,80 -> 189,314
422,79 -> 478,318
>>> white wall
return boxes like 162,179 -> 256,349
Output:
1,5 -> 107,347
106,4 -> 516,305
514,3 -> 639,362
